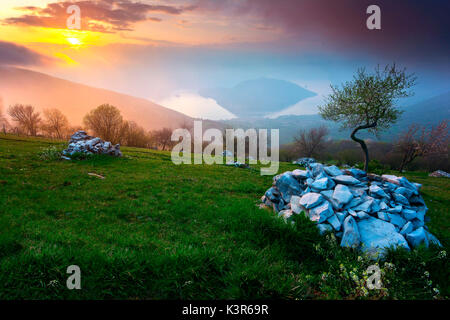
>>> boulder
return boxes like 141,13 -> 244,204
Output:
311,177 -> 335,191
265,187 -> 281,203
290,195 -> 303,214
406,227 -> 428,248
398,177 -> 419,194
308,200 -> 334,223
275,173 -> 303,203
381,174 -> 400,185
320,190 -> 340,210
379,201 -> 389,211
388,213 -> 407,229
401,209 -> 418,221
344,196 -> 363,210
327,214 -> 342,231
292,169 -> 310,180
395,187 -> 414,199
377,211 -> 390,222
340,216 -> 360,248
336,211 -> 347,224
332,184 -> 353,207
400,221 -> 414,236
388,205 -> 402,214
332,175 -> 361,185
358,217 -> 410,257
347,168 -> 367,179
324,165 -> 343,176
299,192 -> 324,209
352,197 -> 374,212
369,185 -> 389,199
357,211 -> 369,220
392,193 -> 410,206
308,162 -> 324,178
348,209 -> 358,218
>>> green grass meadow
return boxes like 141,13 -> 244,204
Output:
0,134 -> 448,299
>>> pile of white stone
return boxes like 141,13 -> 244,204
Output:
293,157 -> 316,166
261,162 -> 441,257
62,131 -> 122,157
429,170 -> 450,178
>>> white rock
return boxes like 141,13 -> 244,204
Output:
357,217 -> 410,257
311,177 -> 330,191
299,192 -> 324,209
400,221 -> 414,236
369,185 -> 389,199
406,227 -> 428,248
308,200 -> 334,223
324,165 -> 343,176
290,195 -> 303,214
340,216 -> 360,248
292,169 -> 310,180
332,184 -> 353,207
327,214 -> 342,231
333,175 -> 361,185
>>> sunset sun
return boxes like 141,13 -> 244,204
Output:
67,37 -> 81,46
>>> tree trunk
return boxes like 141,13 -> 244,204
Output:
351,126 -> 370,172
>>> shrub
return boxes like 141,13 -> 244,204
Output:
38,146 -> 62,161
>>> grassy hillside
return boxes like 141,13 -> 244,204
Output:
0,134 -> 448,299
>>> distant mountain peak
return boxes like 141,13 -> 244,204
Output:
199,78 -> 316,118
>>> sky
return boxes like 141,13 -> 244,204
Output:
0,0 -> 449,119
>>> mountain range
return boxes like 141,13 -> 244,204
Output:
0,67 -> 447,145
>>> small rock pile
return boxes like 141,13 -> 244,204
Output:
62,131 -> 122,157
429,170 -> 450,178
261,163 -> 441,257
225,161 -> 249,169
293,157 -> 316,166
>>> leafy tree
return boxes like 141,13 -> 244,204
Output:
395,121 -> 448,172
294,126 -> 329,158
42,108 -> 70,139
319,64 -> 416,171
83,104 -> 123,143
7,104 -> 41,136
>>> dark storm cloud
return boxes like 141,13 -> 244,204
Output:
0,41 -> 50,66
3,0 -> 196,33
